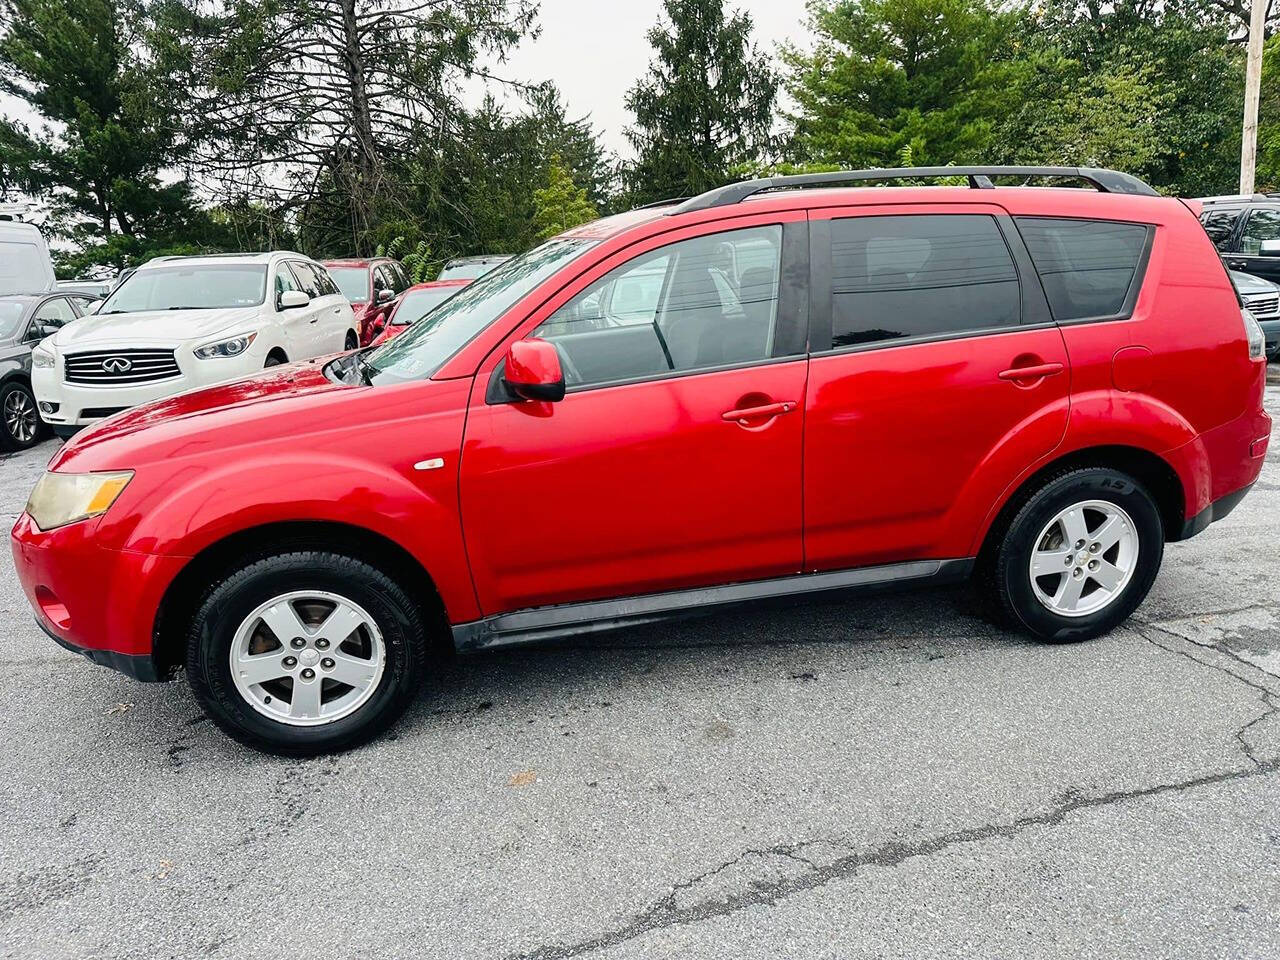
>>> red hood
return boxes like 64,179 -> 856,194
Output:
51,357 -> 356,469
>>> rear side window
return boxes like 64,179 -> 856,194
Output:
828,214 -> 1020,348
1200,206 -> 1243,251
1015,217 -> 1149,321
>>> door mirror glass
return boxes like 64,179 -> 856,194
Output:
279,289 -> 310,309
503,338 -> 565,402
1260,239 -> 1280,257
376,287 -> 394,304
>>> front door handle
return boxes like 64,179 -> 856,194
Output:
1227,258 -> 1249,269
721,401 -> 796,423
998,362 -> 1064,381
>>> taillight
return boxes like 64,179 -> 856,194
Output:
1242,307 -> 1266,360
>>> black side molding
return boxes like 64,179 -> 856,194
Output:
452,558 -> 975,652
1175,483 -> 1255,541
38,618 -> 165,682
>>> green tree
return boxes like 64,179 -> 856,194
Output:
783,0 -> 1026,169
532,155 -> 598,242
0,0 -> 202,268
623,0 -> 778,205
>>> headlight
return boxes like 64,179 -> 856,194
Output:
26,470 -> 133,531
32,343 -> 55,368
194,332 -> 257,359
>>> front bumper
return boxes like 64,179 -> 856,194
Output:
11,513 -> 187,681
32,344 -> 266,427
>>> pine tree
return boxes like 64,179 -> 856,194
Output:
532,155 -> 598,242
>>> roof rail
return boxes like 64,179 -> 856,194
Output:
670,166 -> 1160,215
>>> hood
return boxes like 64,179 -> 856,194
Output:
56,356 -> 354,461
51,306 -> 261,350
1230,270 -> 1278,296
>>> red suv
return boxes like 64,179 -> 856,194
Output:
322,258 -> 409,346
12,166 -> 1270,755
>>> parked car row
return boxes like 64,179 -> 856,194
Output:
10,165 -> 1270,756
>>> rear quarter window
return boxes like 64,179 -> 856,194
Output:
1015,217 -> 1150,322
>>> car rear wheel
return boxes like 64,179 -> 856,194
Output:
186,551 -> 427,755
0,381 -> 45,451
988,467 -> 1164,643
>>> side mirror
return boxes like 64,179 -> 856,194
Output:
279,289 -> 310,309
27,322 -> 54,342
504,339 -> 565,402
375,288 -> 394,304
1261,239 -> 1280,257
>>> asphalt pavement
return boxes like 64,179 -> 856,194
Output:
1,383 -> 1279,959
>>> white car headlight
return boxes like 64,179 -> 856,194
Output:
26,470 -> 133,531
32,343 -> 55,368
194,332 -> 257,359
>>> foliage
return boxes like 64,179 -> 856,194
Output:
782,0 -> 1027,169
375,236 -> 434,283
532,155 -> 598,242
622,0 -> 778,206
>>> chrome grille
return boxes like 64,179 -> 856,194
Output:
1245,294 -> 1280,318
64,349 -> 181,385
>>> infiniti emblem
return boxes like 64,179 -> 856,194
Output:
101,357 -> 132,373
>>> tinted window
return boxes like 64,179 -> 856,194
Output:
533,225 -> 782,388
1200,206 -> 1243,251
1016,217 -> 1148,321
289,262 -> 323,298
1241,208 -> 1280,254
828,215 -> 1019,348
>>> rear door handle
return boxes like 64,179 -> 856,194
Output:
721,401 -> 796,423
998,362 -> 1064,381
1227,259 -> 1249,269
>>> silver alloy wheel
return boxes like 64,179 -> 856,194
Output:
4,388 -> 37,444
1029,500 -> 1139,618
229,590 -> 386,726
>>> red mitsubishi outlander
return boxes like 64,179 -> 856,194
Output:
13,167 -> 1271,755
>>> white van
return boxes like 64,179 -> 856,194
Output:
0,212 -> 56,295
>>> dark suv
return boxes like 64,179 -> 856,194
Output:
1198,195 -> 1280,357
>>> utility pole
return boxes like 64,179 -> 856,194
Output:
1241,0 -> 1269,194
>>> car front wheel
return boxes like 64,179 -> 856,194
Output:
988,467 -> 1164,643
0,381 -> 45,451
186,551 -> 428,755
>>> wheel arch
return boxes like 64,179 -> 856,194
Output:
974,445 -> 1187,564
151,519 -> 451,677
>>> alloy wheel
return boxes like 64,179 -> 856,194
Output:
228,590 -> 385,726
4,388 -> 37,444
1029,499 -> 1139,618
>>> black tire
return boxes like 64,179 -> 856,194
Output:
344,330 -> 358,351
987,467 -> 1164,643
186,551 -> 428,755
264,354 -> 284,368
0,381 -> 46,451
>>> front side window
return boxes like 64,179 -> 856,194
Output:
1240,208 -> 1280,254
1200,207 -> 1243,251
361,237 -> 596,384
392,286 -> 460,325
289,262 -> 323,299
1016,217 -> 1149,321
828,214 -> 1019,348
98,263 -> 267,313
34,297 -> 76,325
532,224 -> 783,388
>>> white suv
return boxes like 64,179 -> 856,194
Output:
32,252 -> 357,435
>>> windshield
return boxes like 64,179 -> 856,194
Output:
363,238 -> 594,384
328,266 -> 370,303
393,287 -> 461,325
99,263 -> 267,313
0,300 -> 28,339
438,258 -> 509,281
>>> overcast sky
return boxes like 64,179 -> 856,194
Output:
0,0 -> 812,167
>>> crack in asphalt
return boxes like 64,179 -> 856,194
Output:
509,758 -> 1280,960
510,624 -> 1280,960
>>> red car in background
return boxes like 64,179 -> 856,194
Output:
366,279 -> 470,345
322,258 -> 410,346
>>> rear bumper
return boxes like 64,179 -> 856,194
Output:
1178,483 -> 1256,540
11,513 -> 186,681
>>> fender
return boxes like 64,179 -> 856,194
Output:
963,389 -> 1206,557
